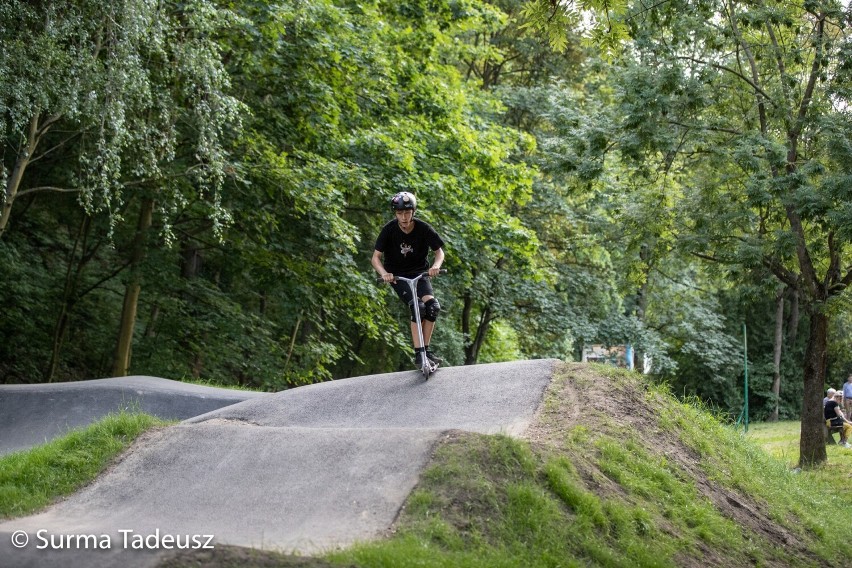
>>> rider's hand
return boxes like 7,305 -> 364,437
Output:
428,266 -> 441,277
381,273 -> 395,283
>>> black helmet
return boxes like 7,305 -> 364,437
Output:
390,192 -> 417,211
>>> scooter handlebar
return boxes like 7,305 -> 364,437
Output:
376,269 -> 446,284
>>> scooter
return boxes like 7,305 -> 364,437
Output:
377,270 -> 446,379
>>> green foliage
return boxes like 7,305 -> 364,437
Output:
516,0 -> 852,429
519,0 -> 629,55
0,0 -> 555,385
3,0 -> 850,428
0,0 -> 242,233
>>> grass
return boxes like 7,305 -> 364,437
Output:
333,433 -> 767,568
179,377 -> 263,391
330,433 -> 743,568
0,411 -> 166,518
746,419 -> 852,508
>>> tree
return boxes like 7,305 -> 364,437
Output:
590,0 -> 852,466
0,0 -> 241,238
1,1 -> 243,376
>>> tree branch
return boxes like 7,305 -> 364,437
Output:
791,13 -> 825,142
784,204 -> 819,297
690,251 -> 723,263
723,0 -> 769,134
15,186 -> 81,198
36,114 -> 63,138
763,256 -> 800,289
28,133 -> 80,165
675,55 -> 774,106
839,266 -> 852,290
77,258 -> 133,299
668,120 -> 741,136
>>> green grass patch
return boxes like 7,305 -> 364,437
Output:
179,377 -> 263,391
746,419 -> 852,517
652,391 -> 852,563
333,434 -> 711,568
0,411 -> 166,518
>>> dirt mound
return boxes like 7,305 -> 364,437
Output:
524,363 -> 818,567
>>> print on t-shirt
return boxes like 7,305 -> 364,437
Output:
400,243 -> 413,256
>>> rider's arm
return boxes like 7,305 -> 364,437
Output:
428,247 -> 445,277
372,250 -> 394,282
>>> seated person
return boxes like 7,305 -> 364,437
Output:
824,391 -> 852,448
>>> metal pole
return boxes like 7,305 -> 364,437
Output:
409,279 -> 425,354
743,322 -> 749,433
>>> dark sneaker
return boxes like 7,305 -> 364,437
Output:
414,351 -> 426,367
426,350 -> 443,365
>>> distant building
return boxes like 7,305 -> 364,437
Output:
582,344 -> 649,373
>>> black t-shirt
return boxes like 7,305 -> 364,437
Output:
374,218 -> 444,276
825,400 -> 841,422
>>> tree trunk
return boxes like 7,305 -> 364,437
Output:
46,215 -> 92,381
464,306 -> 492,365
1,116 -> 38,238
112,198 -> 155,377
769,288 -> 785,421
178,238 -> 204,377
786,286 -> 799,345
798,309 -> 829,467
461,290 -> 473,357
0,113 -> 63,237
284,317 -> 302,373
144,304 -> 160,338
633,278 -> 650,371
46,308 -> 70,382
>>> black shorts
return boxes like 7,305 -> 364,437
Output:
390,276 -> 434,305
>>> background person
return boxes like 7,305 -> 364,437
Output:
824,391 -> 852,448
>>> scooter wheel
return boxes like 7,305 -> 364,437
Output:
422,362 -> 437,379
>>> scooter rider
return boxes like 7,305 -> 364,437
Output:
371,192 -> 445,368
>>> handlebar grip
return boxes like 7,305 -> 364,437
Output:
423,269 -> 447,277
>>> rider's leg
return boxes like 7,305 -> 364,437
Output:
422,320 -> 435,345
420,294 -> 443,364
409,322 -> 424,348
391,279 -> 437,366
419,294 -> 435,346
408,309 -> 427,366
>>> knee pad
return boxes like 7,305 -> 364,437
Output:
422,298 -> 441,322
409,299 -> 426,322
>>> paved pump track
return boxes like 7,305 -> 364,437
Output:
0,376 -> 269,456
0,359 -> 559,568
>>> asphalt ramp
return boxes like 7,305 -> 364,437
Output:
0,376 -> 269,455
0,359 -> 558,568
